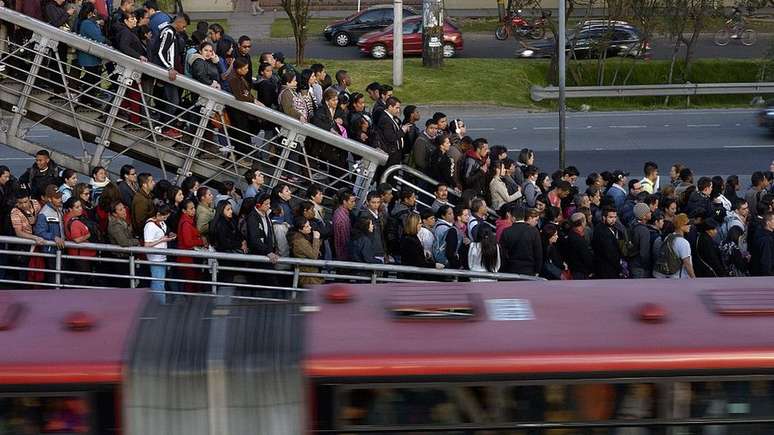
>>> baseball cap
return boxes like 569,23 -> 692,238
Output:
612,170 -> 630,181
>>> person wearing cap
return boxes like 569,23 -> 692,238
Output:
694,219 -> 727,277
620,180 -> 643,226
629,202 -> 658,278
654,213 -> 695,279
592,206 -> 623,279
606,170 -> 628,211
563,212 -> 594,279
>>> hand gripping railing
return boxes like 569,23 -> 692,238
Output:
0,235 -> 543,298
0,7 -> 387,201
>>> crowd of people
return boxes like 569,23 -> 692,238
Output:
2,0 -> 774,293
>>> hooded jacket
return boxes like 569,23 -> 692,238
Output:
20,160 -> 62,200
188,53 -> 220,86
460,149 -> 487,196
34,202 -> 64,252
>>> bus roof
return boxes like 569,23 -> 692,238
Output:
0,288 -> 148,385
305,278 -> 774,378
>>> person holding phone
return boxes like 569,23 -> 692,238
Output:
144,204 -> 176,303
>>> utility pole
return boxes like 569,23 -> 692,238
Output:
394,0 -> 403,86
558,0 -> 566,170
422,0 -> 443,68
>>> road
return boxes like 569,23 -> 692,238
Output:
257,33 -> 771,61
445,107 -> 773,179
3,108 -> 771,183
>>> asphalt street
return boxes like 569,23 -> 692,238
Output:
449,107 -> 773,179
2,109 -> 772,184
257,33 -> 771,61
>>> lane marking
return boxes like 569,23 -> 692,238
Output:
608,125 -> 646,128
723,145 -> 774,148
687,124 -> 721,128
533,126 -> 558,130
512,127 -> 519,130
467,127 -> 495,131
664,124 -> 671,127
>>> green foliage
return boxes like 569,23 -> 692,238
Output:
271,18 -> 340,38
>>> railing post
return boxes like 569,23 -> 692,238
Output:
292,266 -> 300,299
91,65 -> 138,168
7,33 -> 56,140
371,271 -> 378,284
271,128 -> 302,187
54,248 -> 62,289
129,254 -> 137,288
175,98 -> 217,185
354,159 -> 378,199
210,258 -> 218,295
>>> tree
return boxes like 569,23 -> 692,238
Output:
422,0 -> 445,68
281,0 -> 312,66
663,0 -> 714,86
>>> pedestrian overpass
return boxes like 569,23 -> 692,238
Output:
0,7 -> 387,198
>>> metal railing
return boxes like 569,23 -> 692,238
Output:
0,235 -> 542,298
380,164 -> 499,219
0,7 -> 387,201
530,82 -> 774,101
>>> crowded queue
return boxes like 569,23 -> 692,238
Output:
2,0 -> 774,290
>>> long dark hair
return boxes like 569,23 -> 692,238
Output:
474,225 -> 499,273
209,200 -> 233,251
351,217 -> 371,240
77,2 -> 96,32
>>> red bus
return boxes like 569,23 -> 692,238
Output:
306,278 -> 774,433
0,288 -> 147,434
5,279 -> 774,434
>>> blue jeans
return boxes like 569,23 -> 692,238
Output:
149,264 -> 166,304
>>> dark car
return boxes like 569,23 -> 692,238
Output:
357,16 -> 463,59
516,22 -> 651,59
757,105 -> 774,132
324,5 -> 419,47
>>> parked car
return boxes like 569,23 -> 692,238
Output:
323,5 -> 419,47
357,16 -> 464,59
515,22 -> 650,59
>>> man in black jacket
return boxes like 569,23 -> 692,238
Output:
500,206 -> 542,276
19,150 -> 62,200
592,206 -> 622,279
150,15 -> 187,139
460,138 -> 490,197
375,96 -> 406,169
246,194 -> 278,260
563,213 -> 594,279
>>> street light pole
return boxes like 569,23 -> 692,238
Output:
394,0 -> 403,86
558,0 -> 566,170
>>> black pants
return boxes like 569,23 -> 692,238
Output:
80,64 -> 103,107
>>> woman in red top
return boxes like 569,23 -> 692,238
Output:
63,198 -> 97,285
177,199 -> 205,292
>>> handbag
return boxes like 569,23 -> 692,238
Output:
210,110 -> 231,130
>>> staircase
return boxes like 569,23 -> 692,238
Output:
0,7 -> 387,199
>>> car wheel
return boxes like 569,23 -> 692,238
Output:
443,43 -> 455,58
371,44 -> 388,59
333,32 -> 350,47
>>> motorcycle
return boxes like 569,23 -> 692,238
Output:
495,9 -> 550,41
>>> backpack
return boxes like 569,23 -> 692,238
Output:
654,233 -> 682,275
619,225 -> 637,259
385,209 -> 411,255
432,221 -> 461,267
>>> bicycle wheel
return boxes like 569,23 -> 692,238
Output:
742,28 -> 757,46
714,28 -> 730,46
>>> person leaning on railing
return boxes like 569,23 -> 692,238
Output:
177,198 -> 205,292
107,201 -> 139,251
63,197 -> 97,285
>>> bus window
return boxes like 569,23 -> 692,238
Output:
0,395 -> 91,434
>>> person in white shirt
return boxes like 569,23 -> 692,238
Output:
653,213 -> 696,279
144,204 -> 176,302
417,209 -> 436,257
468,225 -> 501,281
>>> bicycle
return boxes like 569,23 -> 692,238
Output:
714,16 -> 757,46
